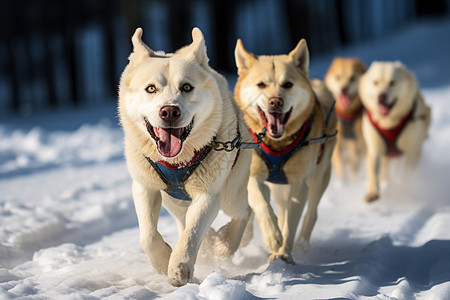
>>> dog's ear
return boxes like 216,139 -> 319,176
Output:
235,39 -> 256,74
354,58 -> 367,73
177,27 -> 209,66
289,39 -> 310,75
394,61 -> 417,86
129,28 -> 155,64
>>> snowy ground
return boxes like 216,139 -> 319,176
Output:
1,17 -> 450,300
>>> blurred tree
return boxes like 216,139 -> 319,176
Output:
283,0 -> 310,50
168,0 -> 192,50
121,0 -> 142,45
417,0 -> 448,16
211,0 -> 237,72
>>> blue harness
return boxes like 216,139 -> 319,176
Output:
252,101 -> 336,185
253,115 -> 313,184
145,146 -> 212,201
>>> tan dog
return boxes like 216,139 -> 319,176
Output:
118,28 -> 253,286
325,57 -> 367,180
359,61 -> 431,202
234,39 -> 337,263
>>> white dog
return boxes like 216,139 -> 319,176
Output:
359,61 -> 431,202
118,27 -> 253,286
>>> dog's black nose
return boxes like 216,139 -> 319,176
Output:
268,97 -> 284,110
160,105 -> 181,122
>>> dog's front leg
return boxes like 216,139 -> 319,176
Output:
168,193 -> 220,286
365,150 -> 381,202
132,180 -> 172,275
248,176 -> 283,254
271,181 -> 308,264
332,140 -> 345,179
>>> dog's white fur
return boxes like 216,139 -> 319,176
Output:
359,61 -> 431,202
234,39 -> 337,263
118,28 -> 251,286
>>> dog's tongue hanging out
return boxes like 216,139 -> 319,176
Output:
267,112 -> 286,137
156,127 -> 184,157
339,94 -> 352,108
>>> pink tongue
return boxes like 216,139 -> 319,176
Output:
339,94 -> 352,108
267,112 -> 286,136
379,104 -> 390,116
156,128 -> 184,157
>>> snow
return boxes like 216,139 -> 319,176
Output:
1,17 -> 450,299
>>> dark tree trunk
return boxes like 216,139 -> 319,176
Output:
211,0 -> 236,72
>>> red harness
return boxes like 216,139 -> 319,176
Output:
366,106 -> 415,157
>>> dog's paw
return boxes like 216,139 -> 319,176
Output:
269,253 -> 295,265
169,263 -> 191,287
365,192 -> 380,203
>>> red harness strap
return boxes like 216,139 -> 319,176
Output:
157,145 -> 211,169
249,117 -> 311,158
366,107 -> 415,157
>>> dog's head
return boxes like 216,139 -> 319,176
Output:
119,28 -> 222,160
325,57 -> 366,111
359,61 -> 418,119
234,39 -> 315,140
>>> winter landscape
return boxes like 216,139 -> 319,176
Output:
1,16 -> 450,299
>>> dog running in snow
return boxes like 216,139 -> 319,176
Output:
234,38 -> 337,263
359,61 -> 431,203
325,57 -> 367,181
118,27 -> 254,286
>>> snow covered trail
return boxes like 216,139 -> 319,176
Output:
1,17 -> 450,299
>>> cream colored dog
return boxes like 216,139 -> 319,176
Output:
234,39 -> 337,263
325,57 -> 367,180
118,27 -> 252,286
359,61 -> 431,202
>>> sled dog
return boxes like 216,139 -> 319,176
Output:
234,39 -> 337,263
325,57 -> 366,180
359,61 -> 431,202
118,28 -> 252,286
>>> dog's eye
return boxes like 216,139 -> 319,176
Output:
389,80 -> 396,87
182,83 -> 194,92
282,82 -> 293,89
349,75 -> 355,82
146,84 -> 157,93
257,82 -> 267,89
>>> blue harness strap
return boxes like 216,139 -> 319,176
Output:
145,146 -> 212,201
251,100 -> 337,184
252,115 -> 313,185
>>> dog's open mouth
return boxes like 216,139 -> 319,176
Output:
258,106 -> 292,138
378,98 -> 397,116
339,93 -> 354,108
144,118 -> 194,158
